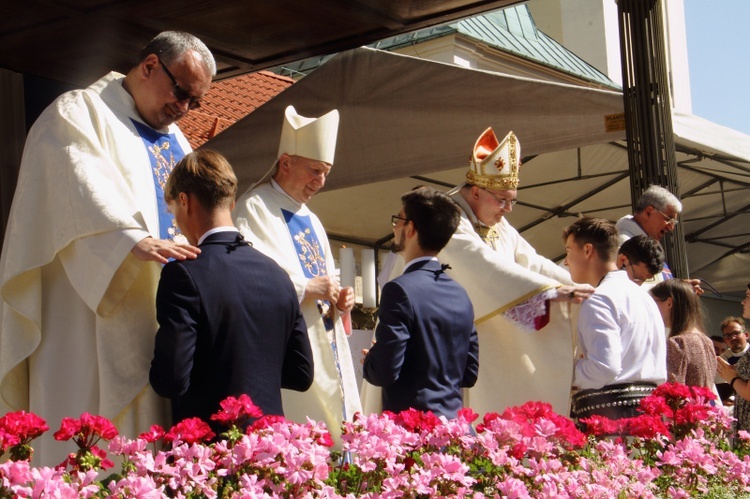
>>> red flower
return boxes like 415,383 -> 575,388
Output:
53,413 -> 117,443
0,411 -> 48,443
315,431 -> 334,447
210,394 -> 263,426
579,414 -> 621,436
80,413 -> 118,440
457,407 -> 479,424
138,425 -> 165,443
54,417 -> 83,442
393,408 -> 441,433
622,414 -> 670,439
0,428 -> 20,452
164,417 -> 216,444
248,415 -> 287,432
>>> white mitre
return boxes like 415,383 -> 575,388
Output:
278,105 -> 340,164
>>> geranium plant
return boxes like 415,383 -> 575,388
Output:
1,383 -> 749,498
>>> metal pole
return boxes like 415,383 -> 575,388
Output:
617,0 -> 689,278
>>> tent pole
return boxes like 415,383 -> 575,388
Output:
617,0 -> 689,278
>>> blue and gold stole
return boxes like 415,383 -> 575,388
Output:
131,120 -> 187,241
282,208 -> 349,421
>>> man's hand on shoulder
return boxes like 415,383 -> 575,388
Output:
131,237 -> 201,264
552,283 -> 595,304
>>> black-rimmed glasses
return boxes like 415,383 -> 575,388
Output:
159,59 -> 202,110
391,215 -> 409,227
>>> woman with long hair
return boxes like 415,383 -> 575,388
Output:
650,279 -> 717,388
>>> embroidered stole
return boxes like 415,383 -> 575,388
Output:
131,120 -> 187,240
281,209 -> 348,420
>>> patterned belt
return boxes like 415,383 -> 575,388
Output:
571,382 -> 657,420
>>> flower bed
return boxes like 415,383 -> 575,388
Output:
2,384 -> 750,498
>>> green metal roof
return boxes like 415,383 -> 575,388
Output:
370,5 -> 619,89
275,4 -> 620,90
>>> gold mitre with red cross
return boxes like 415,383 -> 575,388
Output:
465,127 -> 521,190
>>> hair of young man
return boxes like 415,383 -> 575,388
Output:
561,217 -> 619,262
138,31 -> 217,76
401,187 -> 461,252
634,185 -> 682,214
720,316 -> 746,332
165,149 -> 237,211
618,234 -> 665,275
710,335 -> 726,344
650,279 -> 706,337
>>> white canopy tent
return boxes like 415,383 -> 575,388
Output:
205,47 -> 750,296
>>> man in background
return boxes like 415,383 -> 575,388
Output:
150,149 -> 313,434
715,317 -> 750,404
363,187 -> 478,418
0,31 -> 214,466
233,105 -> 361,443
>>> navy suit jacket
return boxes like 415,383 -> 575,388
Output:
149,231 -> 313,431
363,258 -> 478,418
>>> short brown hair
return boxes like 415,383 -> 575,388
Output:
562,217 -> 619,262
165,149 -> 237,210
720,316 -> 745,333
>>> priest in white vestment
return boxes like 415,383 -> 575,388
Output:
233,106 -> 361,444
0,31 -> 215,467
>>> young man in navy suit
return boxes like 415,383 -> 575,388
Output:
149,149 -> 314,433
363,187 -> 478,419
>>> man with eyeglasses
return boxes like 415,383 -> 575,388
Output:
363,187 -> 478,419
0,31 -> 215,466
233,105 -> 361,446
615,185 -> 681,286
616,185 -> 682,245
434,127 -> 594,417
715,317 -> 750,404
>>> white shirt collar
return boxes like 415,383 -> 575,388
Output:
198,226 -> 239,245
404,256 -> 438,271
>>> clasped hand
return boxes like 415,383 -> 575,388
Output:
305,275 -> 354,312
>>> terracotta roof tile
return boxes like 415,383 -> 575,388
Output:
178,70 -> 294,149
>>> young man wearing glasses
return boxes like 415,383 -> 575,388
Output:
0,31 -> 215,467
363,187 -> 478,419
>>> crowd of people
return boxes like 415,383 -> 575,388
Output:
0,30 -> 747,468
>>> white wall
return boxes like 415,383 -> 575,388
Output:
527,0 -> 691,111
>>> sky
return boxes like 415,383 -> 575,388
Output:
684,0 -> 750,135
